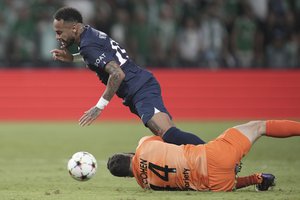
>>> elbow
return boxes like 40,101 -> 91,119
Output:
116,69 -> 125,83
111,68 -> 125,84
119,69 -> 125,82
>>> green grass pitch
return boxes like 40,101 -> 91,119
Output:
0,121 -> 299,200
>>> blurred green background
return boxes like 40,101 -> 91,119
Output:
1,0 -> 300,69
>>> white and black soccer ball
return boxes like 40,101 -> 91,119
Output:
67,151 -> 97,181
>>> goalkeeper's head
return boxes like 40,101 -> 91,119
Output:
107,153 -> 134,177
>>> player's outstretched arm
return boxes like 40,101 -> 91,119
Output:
79,106 -> 102,127
101,61 -> 125,102
79,61 -> 125,127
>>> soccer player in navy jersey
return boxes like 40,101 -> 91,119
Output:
50,7 -> 204,145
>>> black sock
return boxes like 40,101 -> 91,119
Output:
162,127 -> 206,145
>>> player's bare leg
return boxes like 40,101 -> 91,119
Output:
146,112 -> 175,137
146,112 -> 206,145
233,121 -> 266,144
234,120 -> 300,144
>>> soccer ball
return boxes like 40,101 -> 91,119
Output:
67,151 -> 97,181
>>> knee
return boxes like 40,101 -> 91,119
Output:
146,118 -> 173,137
234,120 -> 266,143
151,126 -> 171,137
146,112 -> 174,136
245,120 -> 264,127
246,120 -> 266,133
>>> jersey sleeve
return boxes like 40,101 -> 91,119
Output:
80,46 -> 115,69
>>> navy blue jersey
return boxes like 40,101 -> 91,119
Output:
79,25 -> 153,100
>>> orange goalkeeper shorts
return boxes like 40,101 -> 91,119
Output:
205,128 -> 251,191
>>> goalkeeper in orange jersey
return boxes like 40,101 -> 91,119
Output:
107,120 -> 300,191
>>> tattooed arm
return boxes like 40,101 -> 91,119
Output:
79,61 -> 125,126
101,61 -> 125,101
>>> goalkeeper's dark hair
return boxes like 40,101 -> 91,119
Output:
53,7 -> 83,23
107,153 -> 134,177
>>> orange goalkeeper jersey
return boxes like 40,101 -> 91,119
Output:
131,136 -> 209,191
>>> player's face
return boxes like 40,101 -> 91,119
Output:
53,19 -> 77,48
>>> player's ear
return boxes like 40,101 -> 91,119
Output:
128,156 -> 134,177
72,24 -> 77,33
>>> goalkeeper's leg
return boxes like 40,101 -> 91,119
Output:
234,120 -> 300,144
235,173 -> 275,191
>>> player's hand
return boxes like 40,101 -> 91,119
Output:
79,106 -> 102,127
50,48 -> 73,62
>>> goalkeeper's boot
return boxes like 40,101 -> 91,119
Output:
256,173 -> 276,191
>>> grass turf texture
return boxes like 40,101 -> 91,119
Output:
0,121 -> 299,200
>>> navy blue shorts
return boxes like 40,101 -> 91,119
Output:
123,77 -> 172,125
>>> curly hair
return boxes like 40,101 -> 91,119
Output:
107,153 -> 133,177
53,7 -> 83,23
